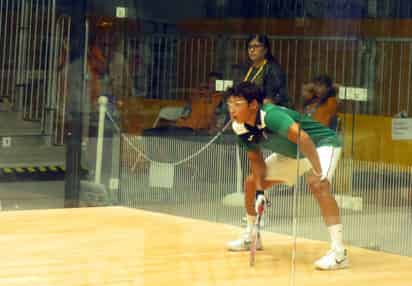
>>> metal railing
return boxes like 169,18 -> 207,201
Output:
126,35 -> 217,100
48,15 -> 71,145
3,6 -> 412,143
0,0 -> 70,145
374,38 -> 412,116
205,0 -> 412,19
123,33 -> 412,116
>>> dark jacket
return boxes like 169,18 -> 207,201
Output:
245,60 -> 290,107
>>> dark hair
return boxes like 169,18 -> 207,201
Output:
247,34 -> 275,61
227,82 -> 264,104
313,74 -> 333,88
208,71 -> 223,80
312,74 -> 337,103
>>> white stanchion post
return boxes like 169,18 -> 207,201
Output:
222,143 -> 244,207
95,96 -> 108,184
236,144 -> 242,194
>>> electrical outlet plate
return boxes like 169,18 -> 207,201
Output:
335,194 -> 363,211
339,86 -> 368,102
353,88 -> 368,102
215,80 -> 233,92
223,80 -> 233,90
109,178 -> 119,190
149,163 -> 174,189
352,196 -> 363,211
116,7 -> 126,18
215,80 -> 224,91
392,118 -> 412,140
2,137 -> 11,148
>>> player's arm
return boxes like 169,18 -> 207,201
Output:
286,122 -> 322,177
233,121 -> 267,188
264,110 -> 324,182
247,148 -> 266,190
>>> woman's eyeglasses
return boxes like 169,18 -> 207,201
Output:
248,44 -> 264,50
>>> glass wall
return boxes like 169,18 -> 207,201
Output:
294,2 -> 412,285
0,0 -> 410,285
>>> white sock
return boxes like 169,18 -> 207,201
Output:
246,215 -> 256,233
328,224 -> 344,252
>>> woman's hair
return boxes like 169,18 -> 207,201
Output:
313,74 -> 333,89
312,74 -> 337,104
227,81 -> 264,104
207,71 -> 223,80
247,34 -> 275,61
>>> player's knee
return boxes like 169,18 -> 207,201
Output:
309,181 -> 330,197
310,187 -> 327,198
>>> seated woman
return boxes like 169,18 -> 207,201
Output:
145,72 -> 224,136
302,74 -> 339,130
175,76 -> 224,133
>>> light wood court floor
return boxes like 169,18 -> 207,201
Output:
0,207 -> 411,286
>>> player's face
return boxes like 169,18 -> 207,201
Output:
227,96 -> 256,123
315,83 -> 328,96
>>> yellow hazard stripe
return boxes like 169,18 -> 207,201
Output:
27,167 -> 36,173
3,168 -> 13,174
49,166 -> 59,172
38,167 -> 47,172
15,167 -> 25,173
1,166 -> 67,175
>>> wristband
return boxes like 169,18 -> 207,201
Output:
256,190 -> 264,200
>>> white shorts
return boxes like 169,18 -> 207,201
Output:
265,146 -> 342,186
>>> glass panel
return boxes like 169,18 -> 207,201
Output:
293,2 -> 412,286
2,0 -> 410,285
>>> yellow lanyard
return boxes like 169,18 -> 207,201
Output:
243,60 -> 267,83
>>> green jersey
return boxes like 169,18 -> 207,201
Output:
232,104 -> 341,158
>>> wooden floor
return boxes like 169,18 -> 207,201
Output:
0,207 -> 411,286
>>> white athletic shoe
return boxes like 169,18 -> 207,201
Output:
227,229 -> 263,251
314,249 -> 349,270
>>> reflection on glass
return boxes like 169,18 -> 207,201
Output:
0,1 -> 411,285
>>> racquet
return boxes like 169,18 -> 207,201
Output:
249,197 -> 265,266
